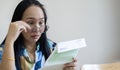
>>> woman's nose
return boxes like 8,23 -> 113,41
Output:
32,24 -> 40,32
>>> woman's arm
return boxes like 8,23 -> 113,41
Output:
1,39 -> 16,70
0,21 -> 30,70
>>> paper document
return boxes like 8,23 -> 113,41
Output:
57,38 -> 86,53
40,38 -> 87,70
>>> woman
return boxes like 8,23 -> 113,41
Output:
0,0 -> 77,70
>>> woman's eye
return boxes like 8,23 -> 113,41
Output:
39,19 -> 45,25
39,22 -> 42,25
39,22 -> 44,25
27,21 -> 33,25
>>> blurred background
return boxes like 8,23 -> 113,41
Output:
0,0 -> 120,69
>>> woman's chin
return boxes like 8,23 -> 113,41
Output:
28,38 -> 39,43
31,36 -> 40,42
32,38 -> 39,42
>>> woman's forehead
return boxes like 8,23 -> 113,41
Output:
22,5 -> 44,20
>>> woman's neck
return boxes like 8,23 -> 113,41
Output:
24,41 -> 36,53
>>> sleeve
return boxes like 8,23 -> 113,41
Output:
47,39 -> 56,52
0,45 -> 4,62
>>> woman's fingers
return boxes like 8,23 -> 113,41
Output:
6,21 -> 31,42
64,61 -> 77,67
65,57 -> 77,66
73,57 -> 77,62
17,21 -> 31,32
63,66 -> 76,70
63,57 -> 77,70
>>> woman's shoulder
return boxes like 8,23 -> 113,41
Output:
47,39 -> 56,49
0,44 -> 4,62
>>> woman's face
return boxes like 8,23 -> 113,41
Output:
22,5 -> 45,43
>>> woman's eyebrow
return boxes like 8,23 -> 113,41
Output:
26,17 -> 44,20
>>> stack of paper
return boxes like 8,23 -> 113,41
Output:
40,38 -> 87,70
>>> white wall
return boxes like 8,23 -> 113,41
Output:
0,0 -> 120,69
42,0 -> 120,66
0,0 -> 21,43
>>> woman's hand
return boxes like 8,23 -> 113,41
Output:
6,21 -> 31,43
63,58 -> 77,70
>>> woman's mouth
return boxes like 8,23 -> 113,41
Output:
31,35 -> 39,39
